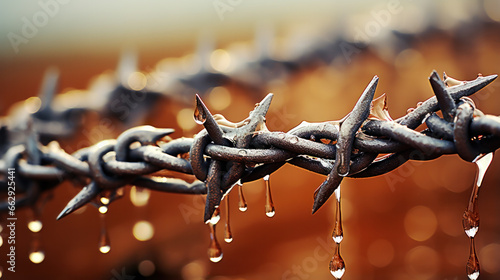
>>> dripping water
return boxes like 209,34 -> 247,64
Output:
28,207 -> 44,263
329,243 -> 345,279
462,153 -> 493,280
224,196 -> 233,243
27,208 -> 43,233
209,207 -> 221,225
99,213 -> 111,254
332,187 -> 343,244
263,175 -> 275,217
28,236 -> 44,264
466,238 -> 480,280
193,101 -> 207,125
237,181 -> 248,212
208,209 -> 223,262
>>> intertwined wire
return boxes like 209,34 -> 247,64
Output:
1,70 -> 499,224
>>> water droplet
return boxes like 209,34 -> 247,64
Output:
100,196 -> 110,205
238,149 -> 247,157
224,197 -> 233,243
329,244 -> 345,279
130,186 -> 151,207
466,239 -> 480,280
194,103 -> 207,125
28,220 -> 43,233
407,108 -> 415,114
264,175 -> 275,218
461,153 -> 492,279
336,153 -> 349,177
332,187 -> 343,244
416,101 -> 423,107
278,133 -> 286,140
238,182 -> 248,212
98,205 -> 108,214
29,250 -> 45,264
462,153 -> 493,238
289,136 -> 299,144
133,220 -> 154,241
99,214 -> 111,254
0,235 -> 3,247
208,223 -> 223,263
473,153 -> 493,188
209,207 -> 221,225
27,207 -> 43,233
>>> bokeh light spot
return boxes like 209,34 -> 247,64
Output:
367,239 -> 395,267
404,205 -> 438,241
133,220 -> 154,241
405,246 -> 440,279
138,259 -> 156,277
208,87 -> 231,111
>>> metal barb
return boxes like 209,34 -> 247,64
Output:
0,71 -> 499,224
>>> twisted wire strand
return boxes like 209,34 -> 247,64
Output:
1,70 -> 499,223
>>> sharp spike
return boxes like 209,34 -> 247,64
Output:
312,172 -> 343,214
195,94 -> 225,145
337,76 -> 378,176
204,160 -> 223,223
429,70 -> 456,122
56,182 -> 100,220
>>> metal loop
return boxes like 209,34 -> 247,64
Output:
88,140 -> 127,188
454,99 -> 479,162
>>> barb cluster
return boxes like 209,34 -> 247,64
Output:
1,71 -> 499,223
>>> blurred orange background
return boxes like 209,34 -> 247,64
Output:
1,1 -> 500,280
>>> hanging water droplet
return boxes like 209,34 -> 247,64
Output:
336,154 -> 349,177
194,104 -> 207,125
329,244 -> 345,279
98,205 -> 108,214
224,197 -> 233,243
130,186 -> 151,207
27,207 -> 43,233
99,214 -> 111,254
27,219 -> 43,233
462,153 -> 493,238
278,132 -> 286,140
332,187 -> 343,244
463,209 -> 479,238
29,250 -> 45,264
208,217 -> 223,262
100,196 -> 110,205
209,207 -> 221,225
237,181 -> 248,212
0,235 -> 3,248
238,149 -> 247,157
466,239 -> 480,280
263,175 -> 275,217
461,153 -> 492,279
473,153 -> 493,188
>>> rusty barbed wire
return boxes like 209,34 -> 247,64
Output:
1,70 -> 499,225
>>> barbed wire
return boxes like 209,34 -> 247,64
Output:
1,70 -> 498,225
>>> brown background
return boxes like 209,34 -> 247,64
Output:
1,1 -> 500,280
